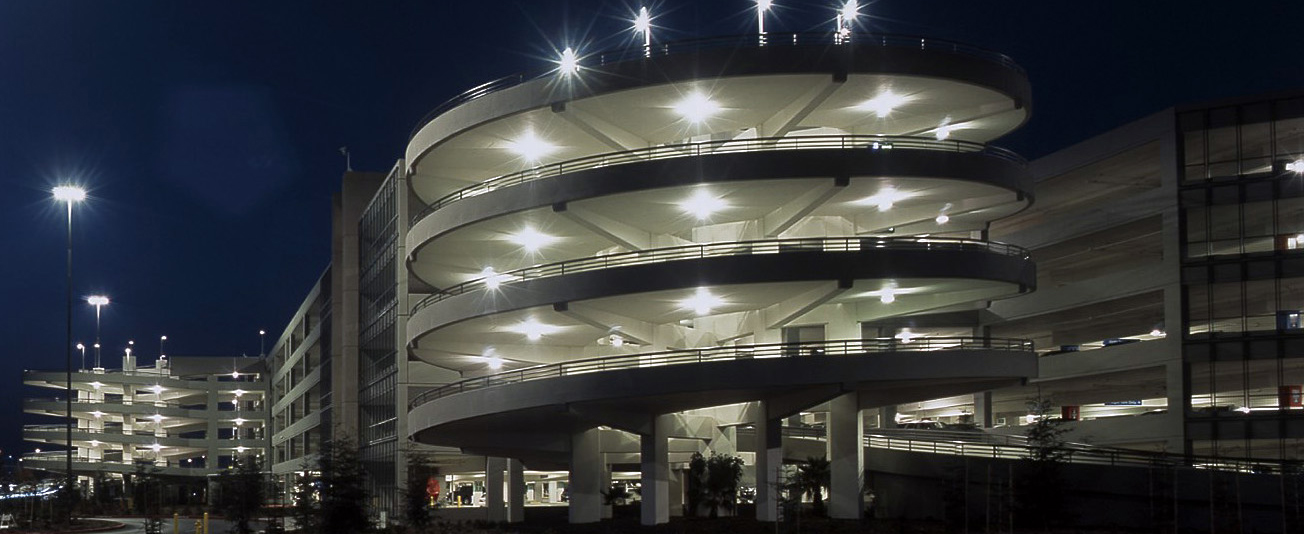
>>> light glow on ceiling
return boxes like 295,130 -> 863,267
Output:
879,282 -> 898,304
484,349 -> 504,370
680,189 -> 727,219
857,90 -> 909,118
150,385 -> 164,395
673,92 -> 721,124
935,213 -> 950,224
858,187 -> 910,211
935,118 -> 955,140
679,287 -> 724,316
505,131 -> 557,161
509,227 -> 559,252
510,318 -> 561,341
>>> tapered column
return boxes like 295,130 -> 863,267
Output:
507,459 -> 525,523
485,457 -> 506,522
569,428 -> 603,523
754,404 -> 783,522
641,414 -> 672,525
827,392 -> 863,519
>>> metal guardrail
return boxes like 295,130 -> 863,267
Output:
412,237 -> 1029,314
411,134 -> 1025,224
410,31 -> 1025,139
409,337 -> 1033,409
769,425 -> 1297,475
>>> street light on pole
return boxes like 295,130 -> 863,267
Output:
52,184 -> 85,507
757,0 -> 773,36
87,296 -> 109,368
633,6 -> 652,57
76,343 -> 85,371
259,330 -> 266,357
160,335 -> 167,365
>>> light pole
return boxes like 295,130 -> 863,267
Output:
633,6 -> 652,56
159,335 -> 167,360
52,185 -> 85,502
76,343 -> 85,371
757,0 -> 773,36
87,296 -> 109,368
259,329 -> 266,357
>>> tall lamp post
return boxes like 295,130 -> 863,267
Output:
87,296 -> 109,368
52,185 -> 86,501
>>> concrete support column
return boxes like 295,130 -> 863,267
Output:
753,406 -> 783,522
485,457 -> 506,522
641,414 -> 672,526
205,382 -> 220,464
569,428 -> 603,524
548,481 -> 560,503
973,391 -> 994,428
601,466 -> 613,519
880,405 -> 897,429
827,392 -> 863,519
506,459 -> 524,523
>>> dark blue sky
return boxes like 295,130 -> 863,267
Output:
1,1 -> 1301,457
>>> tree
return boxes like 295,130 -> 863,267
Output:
402,453 -> 436,532
317,438 -> 369,534
686,453 -> 706,517
701,453 -> 744,518
788,456 -> 831,517
1019,396 -> 1071,530
288,463 -> 320,534
212,455 -> 265,534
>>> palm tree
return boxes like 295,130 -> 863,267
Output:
788,456 -> 831,517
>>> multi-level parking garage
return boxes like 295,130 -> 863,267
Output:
404,32 -> 1039,524
23,356 -> 267,483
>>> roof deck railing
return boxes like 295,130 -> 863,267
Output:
410,31 -> 1024,140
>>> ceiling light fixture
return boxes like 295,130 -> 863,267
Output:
680,287 -> 724,316
558,47 -> 580,75
512,318 -> 561,341
506,131 -> 557,162
858,90 -> 909,118
509,227 -> 559,252
673,92 -> 721,124
680,189 -> 727,219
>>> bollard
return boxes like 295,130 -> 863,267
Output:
202,512 -> 209,534
173,512 -> 178,534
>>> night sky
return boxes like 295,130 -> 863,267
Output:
1,1 -> 1301,459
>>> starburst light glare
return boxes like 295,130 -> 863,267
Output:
935,213 -> 950,224
150,385 -> 164,395
757,0 -> 773,34
558,47 -> 579,75
858,90 -> 909,118
512,318 -> 561,341
634,7 -> 652,49
506,131 -> 557,161
673,92 -> 721,124
150,443 -> 162,452
150,414 -> 164,423
1288,159 -> 1304,174
482,267 -> 502,289
52,185 -> 87,203
840,0 -> 858,23
509,227 -> 559,252
680,189 -> 727,219
680,287 -> 724,316
87,295 -> 109,307
234,418 -> 246,426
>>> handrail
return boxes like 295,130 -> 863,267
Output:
411,134 -> 1024,224
411,237 -> 1030,314
409,337 -> 1033,409
759,426 -> 1301,475
410,31 -> 1025,140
